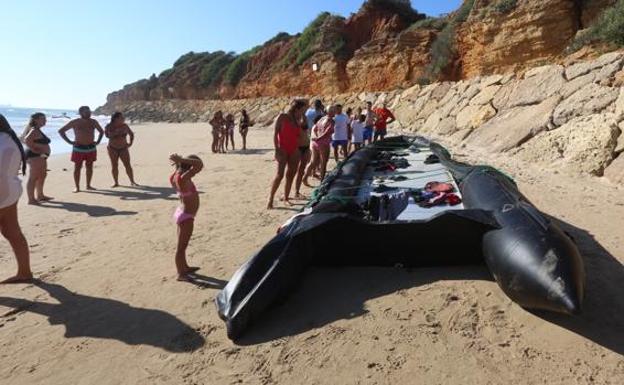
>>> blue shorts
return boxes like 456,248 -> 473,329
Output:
363,127 -> 374,141
332,140 -> 348,148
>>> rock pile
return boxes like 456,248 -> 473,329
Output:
96,52 -> 624,186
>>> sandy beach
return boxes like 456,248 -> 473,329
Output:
1,122 -> 623,385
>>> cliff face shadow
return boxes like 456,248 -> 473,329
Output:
40,201 -> 137,217
534,219 -> 624,356
0,282 -> 204,352
237,266 -> 492,345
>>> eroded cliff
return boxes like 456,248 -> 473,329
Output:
98,0 -> 621,110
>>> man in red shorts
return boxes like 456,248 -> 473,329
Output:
373,102 -> 396,142
59,106 -> 104,192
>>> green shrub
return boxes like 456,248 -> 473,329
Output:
264,32 -> 292,46
174,51 -> 196,67
409,17 -> 448,31
426,25 -> 456,77
568,0 -> 624,52
455,0 -> 475,23
593,0 -> 624,45
420,0 -> 475,80
199,52 -> 236,87
281,12 -> 332,67
494,0 -> 518,14
159,68 -> 173,78
367,0 -> 425,23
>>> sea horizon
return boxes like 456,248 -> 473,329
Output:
1,106 -> 109,155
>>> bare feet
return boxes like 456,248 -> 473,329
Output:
295,193 -> 307,200
130,182 -> 140,187
111,183 -> 120,188
303,178 -> 313,188
86,186 -> 96,191
283,199 -> 294,206
28,199 -> 39,205
37,196 -> 54,202
267,201 -> 274,210
1,274 -> 34,284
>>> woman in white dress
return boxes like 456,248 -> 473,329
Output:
0,114 -> 33,283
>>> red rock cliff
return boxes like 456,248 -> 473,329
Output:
99,0 -> 618,111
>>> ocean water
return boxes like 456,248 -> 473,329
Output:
0,107 -> 109,155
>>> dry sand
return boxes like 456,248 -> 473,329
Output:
1,122 -> 623,385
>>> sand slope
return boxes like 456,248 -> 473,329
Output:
1,123 -> 623,385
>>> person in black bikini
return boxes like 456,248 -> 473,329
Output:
104,112 -> 138,187
239,109 -> 253,151
21,112 -> 53,204
294,113 -> 312,200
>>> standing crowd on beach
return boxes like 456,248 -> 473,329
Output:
0,98 -> 395,283
209,110 -> 254,153
267,98 -> 395,209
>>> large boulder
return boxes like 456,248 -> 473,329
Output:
553,84 -> 619,126
455,104 -> 497,131
516,114 -> 621,176
465,96 -> 560,152
505,65 -> 566,108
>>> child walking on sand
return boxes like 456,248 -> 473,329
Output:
169,153 -> 204,281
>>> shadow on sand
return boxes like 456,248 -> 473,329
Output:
86,185 -> 177,201
236,219 -> 623,356
237,266 -> 493,345
181,273 -> 228,290
532,219 -> 624,356
233,148 -> 272,155
0,281 -> 204,352
39,201 -> 137,217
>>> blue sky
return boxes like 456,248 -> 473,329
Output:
0,0 -> 461,109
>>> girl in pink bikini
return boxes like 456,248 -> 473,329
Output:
169,153 -> 204,281
304,105 -> 336,186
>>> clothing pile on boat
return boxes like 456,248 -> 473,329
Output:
372,152 -> 411,172
368,181 -> 462,221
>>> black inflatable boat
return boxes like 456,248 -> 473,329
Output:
216,136 -> 585,340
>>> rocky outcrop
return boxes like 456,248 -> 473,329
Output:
99,49 -> 624,187
99,0 -> 620,110
457,1 -> 579,77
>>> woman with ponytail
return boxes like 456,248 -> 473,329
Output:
0,114 -> 33,284
22,112 -> 53,203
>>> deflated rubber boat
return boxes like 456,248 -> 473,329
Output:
216,136 -> 585,340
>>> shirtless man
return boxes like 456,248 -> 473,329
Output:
58,106 -> 104,192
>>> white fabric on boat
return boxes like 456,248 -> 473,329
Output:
367,147 -> 465,221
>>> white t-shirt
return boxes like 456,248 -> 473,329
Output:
332,113 -> 349,141
0,132 -> 24,209
351,120 -> 365,143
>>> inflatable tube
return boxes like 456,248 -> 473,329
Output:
430,143 -> 585,314
216,136 -> 585,340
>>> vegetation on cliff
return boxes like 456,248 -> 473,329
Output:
280,12 -> 347,67
419,0 -> 475,84
569,0 -> 624,52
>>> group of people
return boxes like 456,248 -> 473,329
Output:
0,107 -> 138,283
209,110 -> 253,153
0,97 -> 396,283
267,98 -> 396,209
